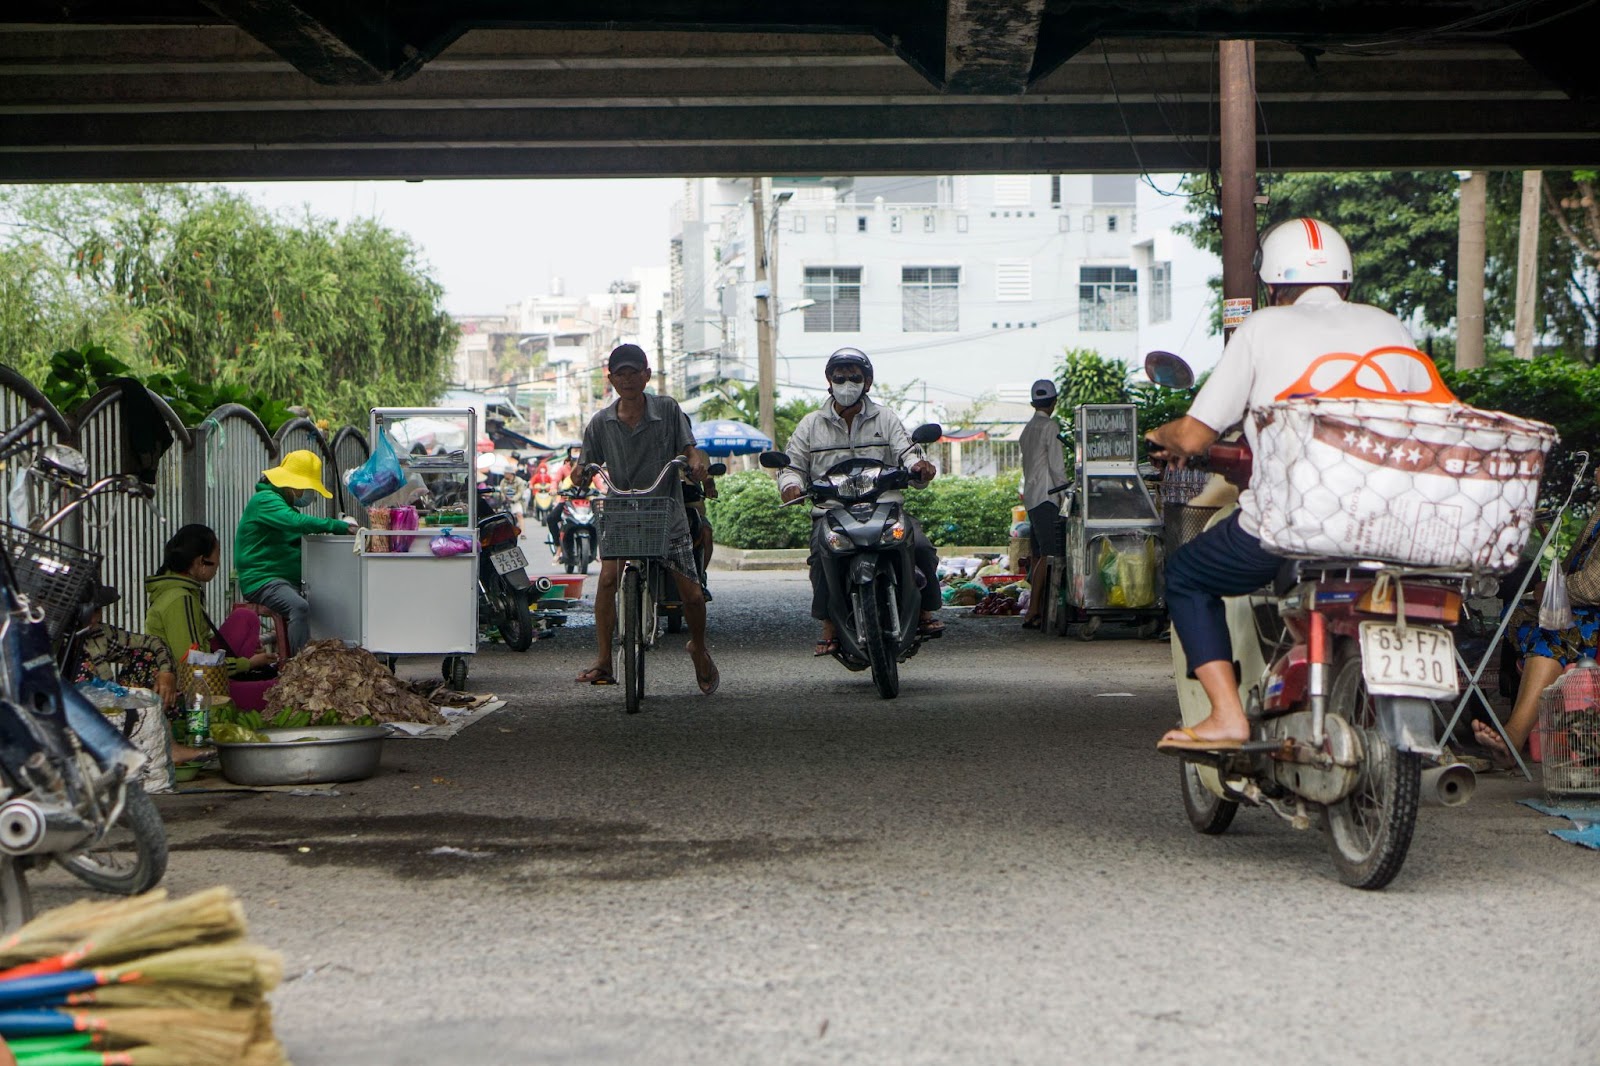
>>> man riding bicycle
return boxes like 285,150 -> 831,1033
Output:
572,344 -> 719,695
1144,218 -> 1430,754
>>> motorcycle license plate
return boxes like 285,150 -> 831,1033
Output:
491,546 -> 528,575
1358,622 -> 1458,698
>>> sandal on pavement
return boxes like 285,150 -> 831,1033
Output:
574,666 -> 616,685
814,639 -> 840,657
918,619 -> 946,637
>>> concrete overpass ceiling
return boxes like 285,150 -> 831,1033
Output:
2,1 -> 1596,180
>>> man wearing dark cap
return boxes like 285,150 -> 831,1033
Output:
571,344 -> 719,694
1019,378 -> 1067,630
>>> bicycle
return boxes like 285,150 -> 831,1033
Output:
589,458 -> 688,714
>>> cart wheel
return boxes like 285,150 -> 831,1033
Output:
383,656 -> 398,674
442,655 -> 469,690
1137,618 -> 1164,640
1075,615 -> 1102,641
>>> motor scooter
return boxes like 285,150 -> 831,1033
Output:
1147,352 -> 1482,889
476,491 -> 536,651
552,487 -> 598,574
760,424 -> 943,699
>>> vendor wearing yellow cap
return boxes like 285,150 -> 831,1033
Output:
235,450 -> 355,655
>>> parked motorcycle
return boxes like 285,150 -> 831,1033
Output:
0,408 -> 170,926
552,487 -> 598,574
760,424 -> 943,699
1147,352 -> 1479,889
476,492 -> 535,651
657,462 -> 727,634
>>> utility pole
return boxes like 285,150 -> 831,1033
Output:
1219,41 -> 1258,343
655,308 -> 666,395
1514,170 -> 1543,361
752,177 -> 776,442
1456,171 -> 1487,370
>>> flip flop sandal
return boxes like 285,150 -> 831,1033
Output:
574,666 -> 616,685
697,665 -> 720,696
1156,727 -> 1245,754
917,620 -> 946,637
814,639 -> 841,657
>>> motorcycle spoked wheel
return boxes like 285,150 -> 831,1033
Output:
498,586 -> 535,651
58,785 -> 168,896
854,576 -> 900,699
1323,644 -> 1421,890
1179,758 -> 1239,835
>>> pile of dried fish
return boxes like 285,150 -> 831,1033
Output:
268,640 -> 446,725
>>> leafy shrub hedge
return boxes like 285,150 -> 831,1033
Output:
707,469 -> 1020,550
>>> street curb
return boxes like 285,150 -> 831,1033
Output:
710,544 -> 1009,572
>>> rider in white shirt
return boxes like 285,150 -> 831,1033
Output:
1145,218 -> 1431,753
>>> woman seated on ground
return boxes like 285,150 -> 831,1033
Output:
1475,494 -> 1600,766
145,524 -> 275,678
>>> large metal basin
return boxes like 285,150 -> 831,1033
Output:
216,726 -> 388,786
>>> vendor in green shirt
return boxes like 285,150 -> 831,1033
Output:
236,450 -> 355,655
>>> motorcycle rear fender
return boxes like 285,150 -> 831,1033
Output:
1373,696 -> 1442,758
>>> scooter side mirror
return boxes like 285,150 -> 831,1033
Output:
1144,351 -> 1195,390
708,462 -> 728,477
759,451 -> 790,469
910,423 -> 943,445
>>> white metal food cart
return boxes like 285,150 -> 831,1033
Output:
302,407 -> 480,688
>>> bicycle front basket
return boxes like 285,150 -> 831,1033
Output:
1,523 -> 102,645
594,496 -> 673,558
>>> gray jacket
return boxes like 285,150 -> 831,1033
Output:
777,396 -> 925,509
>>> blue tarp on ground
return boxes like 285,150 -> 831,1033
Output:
1519,799 -> 1600,850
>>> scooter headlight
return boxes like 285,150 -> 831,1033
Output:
823,524 -> 853,552
878,520 -> 908,545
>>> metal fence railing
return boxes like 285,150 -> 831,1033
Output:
0,367 -> 370,633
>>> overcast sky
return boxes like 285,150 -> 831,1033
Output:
227,178 -> 684,315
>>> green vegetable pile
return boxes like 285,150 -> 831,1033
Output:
210,705 -> 377,744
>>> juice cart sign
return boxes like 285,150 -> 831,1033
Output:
1079,405 -> 1138,464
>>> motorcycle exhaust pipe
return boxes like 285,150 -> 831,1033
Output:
532,575 -> 553,593
1420,764 -> 1476,808
0,798 -> 86,856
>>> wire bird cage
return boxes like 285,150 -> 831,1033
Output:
1,523 -> 102,645
594,496 -> 673,559
1159,466 -> 1219,556
1536,656 -> 1600,800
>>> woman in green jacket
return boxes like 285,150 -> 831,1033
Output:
145,524 -> 275,677
236,450 -> 355,655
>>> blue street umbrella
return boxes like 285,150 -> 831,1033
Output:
690,420 -> 774,457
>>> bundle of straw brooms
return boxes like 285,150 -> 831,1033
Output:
0,887 -> 288,1066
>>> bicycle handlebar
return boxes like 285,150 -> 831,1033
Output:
583,457 -> 689,498
0,410 -> 48,462
34,475 -> 157,534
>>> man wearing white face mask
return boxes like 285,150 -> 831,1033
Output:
779,348 -> 943,656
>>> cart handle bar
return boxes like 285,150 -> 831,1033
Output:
580,457 -> 688,498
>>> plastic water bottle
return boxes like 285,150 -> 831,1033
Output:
185,693 -> 210,747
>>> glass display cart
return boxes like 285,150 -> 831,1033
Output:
1057,404 -> 1167,641
302,408 -> 480,688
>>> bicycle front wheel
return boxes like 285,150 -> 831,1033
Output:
621,566 -> 645,714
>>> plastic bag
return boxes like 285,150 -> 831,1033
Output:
1117,537 -> 1157,608
345,431 -> 405,506
430,529 -> 472,557
1540,564 -> 1575,631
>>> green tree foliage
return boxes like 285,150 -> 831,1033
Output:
902,473 -> 1021,546
703,470 -> 811,549
1175,172 -> 1460,333
695,380 -> 823,449
1052,347 -> 1198,466
40,343 -> 296,430
1489,171 -> 1600,363
0,184 -> 456,426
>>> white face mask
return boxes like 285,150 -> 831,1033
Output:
831,381 -> 865,408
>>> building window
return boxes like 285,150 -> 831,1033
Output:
793,214 -> 806,234
1083,214 -> 1095,233
995,260 -> 1033,302
825,215 -> 837,234
993,175 -> 1031,207
956,215 -> 969,233
857,216 -> 868,233
1050,175 -> 1061,206
804,267 -> 863,332
923,214 -> 936,233
1150,261 -> 1173,324
1058,214 -> 1070,233
1079,266 -> 1138,331
901,266 -> 959,332
890,214 -> 903,233
1106,215 -> 1118,233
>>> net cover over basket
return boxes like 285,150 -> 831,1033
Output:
595,496 -> 673,558
1,522 -> 102,645
1251,398 -> 1557,571
1537,657 -> 1600,799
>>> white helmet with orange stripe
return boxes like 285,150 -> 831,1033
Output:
1257,217 -> 1353,289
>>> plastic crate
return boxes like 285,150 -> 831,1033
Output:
594,496 -> 673,558
1,523 -> 101,645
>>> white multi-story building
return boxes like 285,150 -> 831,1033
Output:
667,175 -> 1219,420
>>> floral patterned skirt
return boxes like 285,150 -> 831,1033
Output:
1510,604 -> 1600,667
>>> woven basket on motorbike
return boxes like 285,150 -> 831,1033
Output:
1,522 -> 102,645
594,496 -> 673,558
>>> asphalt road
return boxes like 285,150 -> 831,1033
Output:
26,571 -> 1600,1065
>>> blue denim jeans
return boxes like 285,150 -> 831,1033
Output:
1166,511 -> 1284,676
